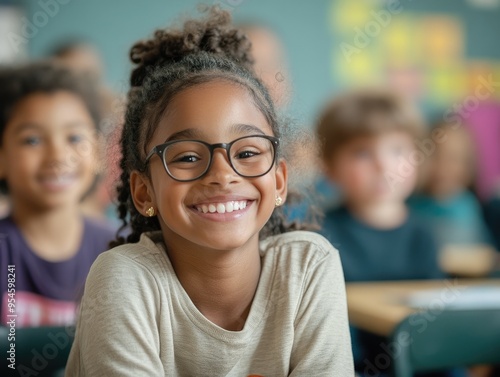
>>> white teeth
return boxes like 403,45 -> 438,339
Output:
196,200 -> 248,214
42,176 -> 73,183
40,175 -> 75,188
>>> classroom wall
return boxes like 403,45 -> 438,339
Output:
21,0 -> 500,125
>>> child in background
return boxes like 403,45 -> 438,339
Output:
50,40 -> 124,224
316,88 -> 445,376
409,122 -> 494,251
66,7 -> 353,376
317,88 -> 442,282
0,63 -> 115,327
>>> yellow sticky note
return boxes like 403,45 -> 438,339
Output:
331,0 -> 379,33
335,47 -> 381,85
383,16 -> 417,66
427,65 -> 467,104
420,16 -> 464,65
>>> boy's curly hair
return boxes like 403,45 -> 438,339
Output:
112,6 -> 306,247
0,62 -> 102,194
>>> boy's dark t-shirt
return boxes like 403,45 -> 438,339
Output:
0,216 -> 115,327
319,205 -> 443,282
319,205 -> 444,374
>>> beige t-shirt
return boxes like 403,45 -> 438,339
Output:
65,230 -> 354,376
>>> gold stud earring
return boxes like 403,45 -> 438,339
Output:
275,196 -> 283,207
145,207 -> 155,217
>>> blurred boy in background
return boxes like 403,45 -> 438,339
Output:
316,87 -> 448,376
317,88 -> 442,282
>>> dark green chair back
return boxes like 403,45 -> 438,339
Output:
390,309 -> 500,377
0,325 -> 75,377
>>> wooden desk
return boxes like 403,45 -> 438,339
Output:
346,279 -> 500,337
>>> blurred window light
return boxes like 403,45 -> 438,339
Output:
0,6 -> 26,64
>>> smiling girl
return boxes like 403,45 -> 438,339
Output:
0,63 -> 115,327
66,7 -> 353,376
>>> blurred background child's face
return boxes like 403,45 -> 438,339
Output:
326,131 -> 417,206
0,91 -> 97,212
423,127 -> 474,200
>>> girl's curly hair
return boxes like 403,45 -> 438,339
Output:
112,6 -> 306,247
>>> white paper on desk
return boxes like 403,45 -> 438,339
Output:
406,286 -> 500,310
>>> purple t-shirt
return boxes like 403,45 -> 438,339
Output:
0,216 -> 115,327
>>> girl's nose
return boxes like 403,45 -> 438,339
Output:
202,149 -> 239,186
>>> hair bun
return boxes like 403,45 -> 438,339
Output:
129,6 -> 253,87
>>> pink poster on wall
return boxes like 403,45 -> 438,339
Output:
466,101 -> 500,201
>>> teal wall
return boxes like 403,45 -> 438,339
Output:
23,0 -> 500,124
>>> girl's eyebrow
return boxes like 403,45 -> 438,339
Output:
232,123 -> 265,136
164,124 -> 265,143
13,123 -> 42,134
165,128 -> 203,142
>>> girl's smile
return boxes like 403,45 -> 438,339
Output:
191,195 -> 254,222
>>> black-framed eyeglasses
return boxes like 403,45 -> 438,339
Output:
144,134 -> 279,182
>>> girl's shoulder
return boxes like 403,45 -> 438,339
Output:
260,230 -> 340,269
91,231 -> 167,273
258,231 -> 344,297
261,230 -> 336,251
